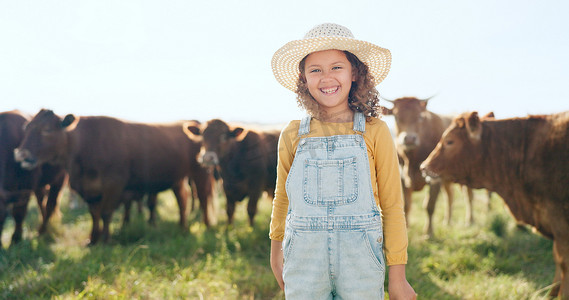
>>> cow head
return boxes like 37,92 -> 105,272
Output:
382,97 -> 430,151
14,109 -> 78,170
184,119 -> 245,167
420,111 -> 484,184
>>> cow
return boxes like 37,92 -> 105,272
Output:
14,109 -> 215,245
382,96 -> 476,237
185,119 -> 279,226
0,110 -> 66,248
420,111 -> 569,298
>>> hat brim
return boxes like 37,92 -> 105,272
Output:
271,36 -> 392,91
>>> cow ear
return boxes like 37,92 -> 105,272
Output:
229,127 -> 245,140
465,112 -> 482,142
229,127 -> 249,142
455,117 -> 465,128
184,123 -> 201,137
380,106 -> 393,115
61,114 -> 79,131
482,112 -> 495,120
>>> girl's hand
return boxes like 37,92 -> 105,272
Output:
270,240 -> 285,290
388,264 -> 417,300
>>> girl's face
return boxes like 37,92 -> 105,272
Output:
304,49 -> 355,120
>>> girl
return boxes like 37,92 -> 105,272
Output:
269,23 -> 416,299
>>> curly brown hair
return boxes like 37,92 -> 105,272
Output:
295,51 -> 381,120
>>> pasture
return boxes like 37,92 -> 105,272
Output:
0,186 -> 555,299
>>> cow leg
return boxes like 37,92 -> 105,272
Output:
34,186 -> 48,225
226,199 -> 236,226
402,185 -> 412,227
136,196 -> 144,215
551,238 -> 569,298
549,203 -> 569,298
189,180 -> 197,213
443,181 -> 454,226
87,201 -> 102,245
122,191 -> 145,227
190,167 -> 215,227
551,242 -> 562,298
462,185 -> 475,226
224,185 -> 246,226
100,183 -> 126,243
101,210 -> 114,243
485,190 -> 492,211
38,176 -> 65,235
266,187 -> 275,200
423,182 -> 441,238
225,190 -> 240,226
11,193 -> 31,245
172,179 -> 189,229
147,193 -> 158,226
122,197 -> 132,227
0,199 -> 7,248
122,191 -> 136,226
246,190 -> 262,227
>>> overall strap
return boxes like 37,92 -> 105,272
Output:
298,115 -> 311,137
353,112 -> 366,133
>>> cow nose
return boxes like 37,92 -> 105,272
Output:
398,132 -> 420,149
403,135 -> 418,146
420,161 -> 439,180
14,148 -> 29,162
419,162 -> 428,175
419,162 -> 426,172
199,151 -> 219,166
13,148 -> 38,170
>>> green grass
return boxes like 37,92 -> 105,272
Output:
405,188 -> 555,300
0,186 -> 556,299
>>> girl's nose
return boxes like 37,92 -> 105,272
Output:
321,70 -> 333,80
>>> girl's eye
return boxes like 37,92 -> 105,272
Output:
309,69 -> 321,73
332,66 -> 342,70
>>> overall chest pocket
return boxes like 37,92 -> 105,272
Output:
303,156 -> 358,206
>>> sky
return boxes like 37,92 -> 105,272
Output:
1,0 -> 568,128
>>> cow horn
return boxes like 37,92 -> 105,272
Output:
379,96 -> 394,103
421,94 -> 438,102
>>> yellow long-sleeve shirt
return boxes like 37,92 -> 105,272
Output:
269,117 -> 408,265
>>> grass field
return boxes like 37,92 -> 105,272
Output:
0,186 -> 556,299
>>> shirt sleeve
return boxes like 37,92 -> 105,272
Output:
374,121 -> 408,265
269,121 -> 298,241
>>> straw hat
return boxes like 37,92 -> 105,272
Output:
271,23 -> 392,91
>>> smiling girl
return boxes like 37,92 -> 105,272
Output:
269,23 -> 416,299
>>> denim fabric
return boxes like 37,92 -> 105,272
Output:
283,112 -> 385,299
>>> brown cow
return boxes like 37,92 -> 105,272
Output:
383,96 -> 475,237
0,110 -> 66,248
14,109 -> 214,245
185,119 -> 278,226
421,111 -> 569,298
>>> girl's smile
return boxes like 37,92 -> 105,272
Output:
320,86 -> 339,94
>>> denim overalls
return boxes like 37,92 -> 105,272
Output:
283,112 -> 386,299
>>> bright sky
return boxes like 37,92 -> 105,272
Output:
1,1 -> 568,127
